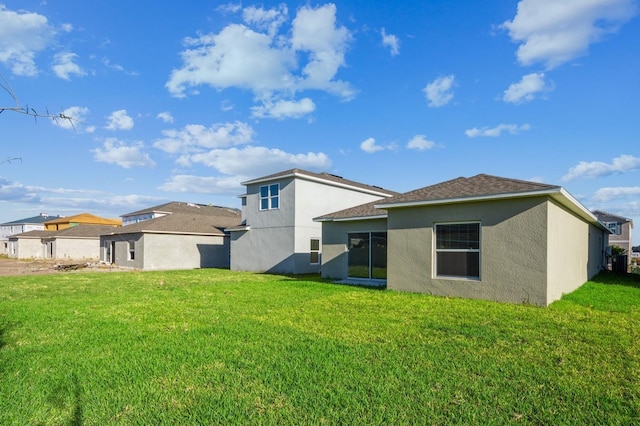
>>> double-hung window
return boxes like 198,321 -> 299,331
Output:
435,222 -> 480,279
260,184 -> 279,210
310,238 -> 320,264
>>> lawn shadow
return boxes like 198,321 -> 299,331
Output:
591,271 -> 640,288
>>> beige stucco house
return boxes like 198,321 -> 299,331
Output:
317,174 -> 610,306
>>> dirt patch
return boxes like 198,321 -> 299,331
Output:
0,256 -> 129,276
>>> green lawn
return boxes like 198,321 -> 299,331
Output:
1,270 -> 638,425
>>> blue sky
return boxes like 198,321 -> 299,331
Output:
1,0 -> 639,244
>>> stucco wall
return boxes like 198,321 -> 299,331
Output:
546,200 -> 606,303
321,218 -> 388,280
231,175 -> 391,274
102,234 -> 144,269
141,233 -> 229,270
386,197 -> 550,305
230,227 -> 295,273
11,238 -> 44,259
51,238 -> 101,260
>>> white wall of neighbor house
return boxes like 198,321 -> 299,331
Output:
141,233 -> 230,270
386,197 -> 552,306
546,200 -> 607,303
320,218 -> 388,280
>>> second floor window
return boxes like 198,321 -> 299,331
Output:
260,184 -> 279,210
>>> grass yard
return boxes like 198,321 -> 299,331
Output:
1,270 -> 639,425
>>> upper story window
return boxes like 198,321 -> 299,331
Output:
435,222 -> 480,279
606,222 -> 621,235
260,184 -> 279,210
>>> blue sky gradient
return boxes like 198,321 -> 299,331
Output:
1,0 -> 639,244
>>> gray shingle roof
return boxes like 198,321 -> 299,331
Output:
2,214 -> 60,226
316,174 -> 564,222
241,168 -> 398,197
11,224 -> 118,239
593,210 -> 633,226
315,199 -> 387,221
106,211 -> 242,236
122,202 -> 240,218
377,174 -> 561,207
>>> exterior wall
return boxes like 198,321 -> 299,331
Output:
10,238 -> 45,259
102,234 -> 144,269
102,233 -> 229,270
231,175 -> 389,274
321,218 -> 388,280
386,197 -> 551,306
230,227 -> 295,273
49,238 -> 101,260
546,200 -> 607,303
140,233 -> 230,270
0,224 -> 45,255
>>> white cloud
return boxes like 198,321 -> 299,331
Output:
251,97 -> 315,119
465,123 -> 531,138
185,145 -> 331,176
166,3 -> 354,116
381,28 -> 400,56
156,111 -> 174,123
242,4 -> 288,36
360,138 -> 385,154
406,135 -> 436,151
52,52 -> 86,80
159,174 -> 245,194
105,110 -> 134,130
0,5 -> 53,76
503,72 -> 550,104
423,75 -> 455,107
154,121 -> 255,154
562,154 -> 640,181
501,0 -> 637,69
51,106 -> 90,131
93,138 -> 156,169
592,186 -> 640,202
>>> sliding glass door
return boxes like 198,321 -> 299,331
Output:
347,232 -> 387,280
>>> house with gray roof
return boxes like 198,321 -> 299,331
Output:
8,224 -> 118,260
1,213 -> 60,255
228,169 -> 398,274
101,202 -> 241,270
592,210 -> 633,270
317,174 -> 610,306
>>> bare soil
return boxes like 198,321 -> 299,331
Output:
0,256 -> 128,276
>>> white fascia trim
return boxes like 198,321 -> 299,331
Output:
314,214 -> 388,222
243,171 -> 394,198
225,225 -> 250,232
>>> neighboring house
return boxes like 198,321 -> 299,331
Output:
100,202 -> 241,270
317,174 -> 609,307
592,210 -> 634,269
44,213 -> 121,230
0,213 -> 60,255
8,225 -> 118,260
228,169 -> 398,274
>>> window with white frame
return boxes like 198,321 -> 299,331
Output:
435,222 -> 480,279
310,238 -> 320,264
606,222 -> 621,235
260,184 -> 279,210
